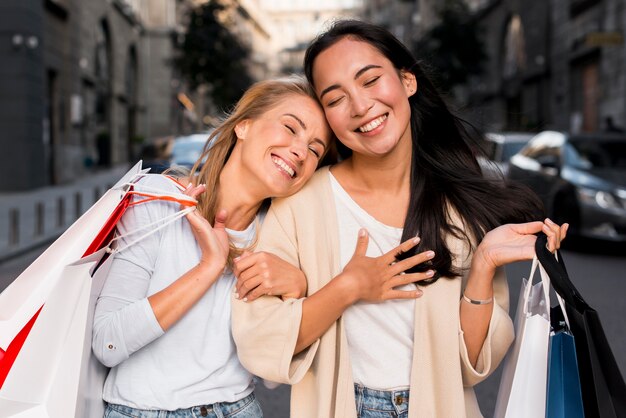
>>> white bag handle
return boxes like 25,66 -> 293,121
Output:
525,254 -> 571,330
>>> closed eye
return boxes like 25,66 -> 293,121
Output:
364,76 -> 380,86
285,124 -> 296,134
326,96 -> 344,107
308,146 -> 320,158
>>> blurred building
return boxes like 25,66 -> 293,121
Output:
259,0 -> 364,74
465,0 -> 626,134
0,0 -> 272,191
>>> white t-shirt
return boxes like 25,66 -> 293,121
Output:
93,175 -> 254,410
330,172 -> 416,390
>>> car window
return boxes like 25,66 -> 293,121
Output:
566,140 -> 626,169
502,142 -> 527,160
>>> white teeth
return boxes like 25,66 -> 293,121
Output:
272,156 -> 295,178
358,114 -> 387,132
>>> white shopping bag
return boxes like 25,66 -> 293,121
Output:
0,175 -> 196,417
494,258 -> 552,418
0,250 -> 108,417
0,162 -> 146,353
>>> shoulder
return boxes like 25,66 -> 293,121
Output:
269,167 -> 331,213
134,174 -> 185,194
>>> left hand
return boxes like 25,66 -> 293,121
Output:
474,218 -> 568,273
233,251 -> 307,302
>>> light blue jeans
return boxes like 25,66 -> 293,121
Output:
104,393 -> 263,418
354,384 -> 410,418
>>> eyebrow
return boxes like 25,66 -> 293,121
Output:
319,64 -> 383,99
285,113 -> 306,130
284,114 -> 327,150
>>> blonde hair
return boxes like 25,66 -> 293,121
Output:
189,75 -> 321,262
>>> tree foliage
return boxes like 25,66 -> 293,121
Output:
176,0 -> 253,110
414,0 -> 487,92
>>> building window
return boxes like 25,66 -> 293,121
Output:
502,15 -> 526,80
570,0 -> 601,17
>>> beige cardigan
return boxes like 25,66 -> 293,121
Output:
232,167 -> 514,418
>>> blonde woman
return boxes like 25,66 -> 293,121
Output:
92,77 -> 333,418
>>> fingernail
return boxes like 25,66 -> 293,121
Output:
413,236 -> 421,244
546,218 -> 555,225
416,289 -> 423,297
426,270 -> 434,277
359,228 -> 367,237
234,256 -> 240,262
426,251 -> 435,258
235,293 -> 240,299
243,297 -> 248,302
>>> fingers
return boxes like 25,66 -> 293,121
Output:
543,218 -> 568,252
232,251 -> 257,277
214,209 -> 228,230
236,275 -> 264,301
383,236 -> 421,265
387,270 -> 435,288
389,250 -> 435,277
184,183 -> 206,199
509,221 -> 545,235
352,228 -> 370,257
385,288 -> 423,300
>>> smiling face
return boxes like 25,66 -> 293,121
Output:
312,37 -> 416,159
233,93 -> 332,198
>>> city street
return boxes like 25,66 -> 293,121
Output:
1,239 -> 624,417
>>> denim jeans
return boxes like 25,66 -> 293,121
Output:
354,384 -> 410,418
104,393 -> 263,418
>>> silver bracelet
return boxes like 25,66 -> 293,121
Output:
462,293 -> 493,305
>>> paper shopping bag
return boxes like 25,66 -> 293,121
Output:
0,162 -> 145,353
546,326 -> 585,418
0,162 -> 145,389
494,259 -> 552,418
0,249 -> 109,418
536,235 -> 626,418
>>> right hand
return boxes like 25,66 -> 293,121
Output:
340,229 -> 436,303
183,183 -> 229,271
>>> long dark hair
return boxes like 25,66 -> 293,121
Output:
304,20 -> 543,283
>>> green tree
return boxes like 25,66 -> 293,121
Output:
414,0 -> 486,93
176,0 -> 253,110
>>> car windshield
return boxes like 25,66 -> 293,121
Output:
502,142 -> 528,161
565,139 -> 626,170
172,140 -> 205,165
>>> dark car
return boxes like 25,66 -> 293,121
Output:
508,131 -> 626,241
479,132 -> 534,177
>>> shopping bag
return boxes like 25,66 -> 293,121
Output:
546,321 -> 585,418
0,175 -> 196,417
0,250 -> 108,417
0,162 -> 145,355
494,257 -> 552,418
536,235 -> 626,418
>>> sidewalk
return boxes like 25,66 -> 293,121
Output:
0,164 -> 131,262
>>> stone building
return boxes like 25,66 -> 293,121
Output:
466,0 -> 626,133
0,0 -> 273,191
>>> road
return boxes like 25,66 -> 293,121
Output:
1,240 -> 624,417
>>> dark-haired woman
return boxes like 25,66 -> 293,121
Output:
232,21 -> 567,418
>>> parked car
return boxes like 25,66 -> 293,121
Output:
479,132 -> 534,178
170,131 -> 213,170
508,131 -> 626,241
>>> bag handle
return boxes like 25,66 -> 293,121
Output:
107,176 -> 198,254
535,234 -> 589,311
524,256 -> 552,316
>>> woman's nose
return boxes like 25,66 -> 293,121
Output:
350,94 -> 373,118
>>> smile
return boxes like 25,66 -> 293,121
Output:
272,155 -> 296,178
357,114 -> 388,133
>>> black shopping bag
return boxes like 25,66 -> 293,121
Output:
535,234 -> 626,418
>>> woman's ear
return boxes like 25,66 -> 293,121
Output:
401,70 -> 418,97
235,120 -> 250,140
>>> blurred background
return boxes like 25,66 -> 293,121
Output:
0,0 -> 625,416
